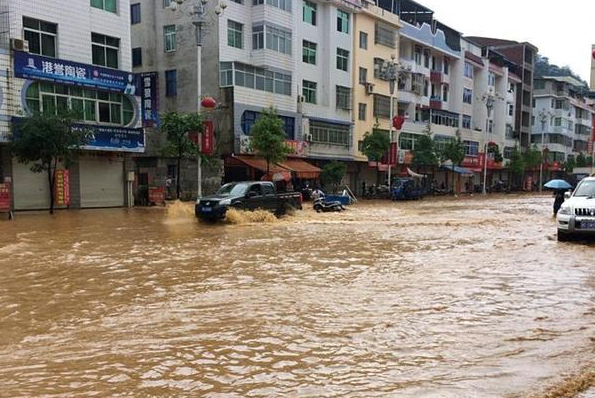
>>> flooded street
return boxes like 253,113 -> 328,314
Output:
1,195 -> 594,398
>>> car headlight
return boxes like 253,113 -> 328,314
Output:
219,199 -> 232,206
559,206 -> 571,215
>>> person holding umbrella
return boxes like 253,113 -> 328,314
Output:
544,179 -> 573,216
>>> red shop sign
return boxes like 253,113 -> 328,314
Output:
201,120 -> 214,155
0,183 -> 11,211
55,170 -> 70,206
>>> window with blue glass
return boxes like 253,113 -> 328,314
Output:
165,69 -> 177,97
241,110 -> 294,139
131,3 -> 141,24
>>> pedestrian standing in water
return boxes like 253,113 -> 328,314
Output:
553,190 -> 565,216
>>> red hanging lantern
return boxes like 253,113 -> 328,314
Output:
201,97 -> 217,109
392,116 -> 405,130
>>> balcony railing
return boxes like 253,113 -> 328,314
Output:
429,97 -> 442,110
430,70 -> 443,84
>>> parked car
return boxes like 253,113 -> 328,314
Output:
556,177 -> 595,241
195,181 -> 302,221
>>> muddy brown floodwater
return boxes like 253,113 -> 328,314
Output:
1,195 -> 595,398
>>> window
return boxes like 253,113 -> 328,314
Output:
423,50 -> 430,68
442,85 -> 448,102
358,103 -> 366,121
165,69 -> 177,97
508,103 -> 514,116
443,58 -> 449,75
434,135 -> 452,152
241,110 -> 295,138
92,33 -> 119,68
266,0 -> 291,12
463,88 -> 473,104
554,117 -> 562,127
504,146 -> 514,159
163,0 -> 172,7
488,119 -> 493,133
231,0 -> 243,4
130,3 -> 141,24
534,80 -> 545,90
336,86 -> 351,110
374,22 -> 396,48
303,1 -> 316,25
253,0 -> 264,4
336,48 -> 349,72
506,124 -> 515,139
302,40 -> 316,64
91,0 -> 117,13
227,20 -> 243,49
23,17 -> 57,58
399,132 -> 420,150
26,82 -> 134,125
414,46 -> 422,65
463,140 -> 479,156
488,72 -> 496,87
164,25 -> 176,52
462,115 -> 471,129
303,80 -> 316,104
266,25 -> 292,55
221,62 -> 292,95
359,67 -> 367,84
132,47 -> 142,67
337,10 -> 349,33
373,58 -> 384,79
252,26 -> 264,49
310,121 -> 350,146
427,109 -> 459,128
373,94 -> 392,119
464,62 -> 474,78
359,32 -> 368,50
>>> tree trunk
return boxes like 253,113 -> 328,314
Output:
376,164 -> 381,187
48,159 -> 56,215
451,165 -> 455,196
266,159 -> 270,179
176,148 -> 182,200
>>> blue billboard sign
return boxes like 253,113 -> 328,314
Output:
75,124 -> 145,153
13,51 -> 137,94
137,72 -> 160,127
12,118 -> 144,153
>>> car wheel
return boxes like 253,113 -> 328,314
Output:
557,230 -> 571,242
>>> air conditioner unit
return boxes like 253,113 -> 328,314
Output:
365,83 -> 375,95
11,38 -> 29,52
297,95 -> 305,103
303,133 -> 312,142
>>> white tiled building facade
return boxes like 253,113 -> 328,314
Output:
0,0 -> 143,210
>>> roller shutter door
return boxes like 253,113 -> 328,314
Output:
79,158 -> 124,208
12,160 -> 51,210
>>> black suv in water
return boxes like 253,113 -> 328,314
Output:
195,181 -> 302,221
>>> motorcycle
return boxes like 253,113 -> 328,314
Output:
313,197 -> 345,213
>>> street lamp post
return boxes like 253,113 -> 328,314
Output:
538,109 -> 552,193
380,56 -> 411,187
481,89 -> 503,195
169,0 -> 225,199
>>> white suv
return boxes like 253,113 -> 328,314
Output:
557,177 -> 595,241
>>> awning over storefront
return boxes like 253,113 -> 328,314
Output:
281,159 -> 321,179
440,165 -> 474,176
230,155 -> 290,173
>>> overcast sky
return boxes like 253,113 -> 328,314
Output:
418,0 -> 593,83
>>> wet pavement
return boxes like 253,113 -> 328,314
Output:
0,194 -> 594,398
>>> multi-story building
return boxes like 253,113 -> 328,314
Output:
133,0 -> 366,193
351,0 -> 400,186
465,37 -> 537,150
591,44 -> 595,92
0,0 -> 143,210
533,75 -> 594,175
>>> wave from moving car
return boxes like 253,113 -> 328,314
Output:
556,177 -> 595,241
195,181 -> 302,222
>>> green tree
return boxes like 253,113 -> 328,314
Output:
565,156 -> 576,174
160,111 -> 203,199
441,137 -> 465,194
361,124 -> 390,185
250,107 -> 292,176
413,130 -> 438,171
321,161 -> 347,193
488,144 -> 504,164
576,152 -> 587,167
11,112 -> 91,214
508,146 -> 525,187
523,145 -> 542,171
